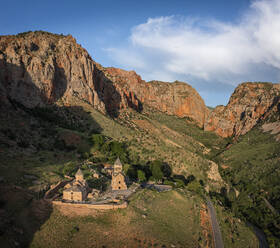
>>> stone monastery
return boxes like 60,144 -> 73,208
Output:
62,158 -> 127,202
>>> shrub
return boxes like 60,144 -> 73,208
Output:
137,170 -> 146,182
126,165 -> 137,180
62,163 -> 78,176
77,142 -> 89,154
163,180 -> 175,187
91,134 -> 105,149
186,175 -> 195,184
88,177 -> 108,191
149,160 -> 164,182
187,180 -> 204,195
81,152 -> 90,159
161,162 -> 172,177
174,179 -> 185,188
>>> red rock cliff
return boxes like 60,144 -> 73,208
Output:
204,82 -> 280,137
100,67 -> 209,127
0,31 -> 209,126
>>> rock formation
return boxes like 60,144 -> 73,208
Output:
0,31 -> 208,126
204,82 -> 280,137
0,32 -> 104,111
2,31 -> 279,137
100,67 -> 208,127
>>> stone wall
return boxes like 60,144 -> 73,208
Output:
52,200 -> 128,210
63,191 -> 85,201
44,180 -> 72,199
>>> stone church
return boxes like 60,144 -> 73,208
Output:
111,158 -> 127,191
63,168 -> 88,202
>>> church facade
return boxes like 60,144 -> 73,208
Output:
111,158 -> 127,191
63,168 -> 88,202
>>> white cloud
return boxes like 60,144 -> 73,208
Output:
107,0 -> 280,86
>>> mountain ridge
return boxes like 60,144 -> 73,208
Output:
1,31 -> 279,137
0,31 -> 208,128
1,31 -> 279,247
205,82 -> 280,137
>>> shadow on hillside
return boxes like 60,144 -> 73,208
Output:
0,184 -> 53,248
0,58 -> 68,107
0,57 -> 103,135
93,67 -> 143,118
0,59 -> 103,247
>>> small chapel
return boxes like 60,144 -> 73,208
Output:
111,158 -> 127,191
63,168 -> 88,202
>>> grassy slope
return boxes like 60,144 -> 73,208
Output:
215,203 -> 258,248
0,99 -> 258,248
30,189 -> 258,248
30,190 -> 203,248
217,126 -> 280,246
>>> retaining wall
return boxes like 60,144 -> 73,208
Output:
44,180 -> 72,199
52,200 -> 128,210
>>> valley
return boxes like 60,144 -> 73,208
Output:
0,31 -> 279,247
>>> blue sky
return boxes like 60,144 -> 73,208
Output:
1,0 -> 280,107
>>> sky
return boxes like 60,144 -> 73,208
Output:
1,0 -> 280,107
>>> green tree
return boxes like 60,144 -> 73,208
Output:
150,160 -> 164,182
137,170 -> 146,182
129,150 -> 139,164
108,141 -> 128,162
187,180 -> 204,195
161,162 -> 172,177
123,164 -> 137,179
91,134 -> 105,149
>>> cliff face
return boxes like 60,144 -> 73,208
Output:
3,32 -> 278,137
204,83 -> 280,137
100,67 -> 209,126
0,32 -> 104,111
0,31 -> 208,126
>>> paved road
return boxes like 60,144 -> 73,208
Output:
247,222 -> 269,248
206,198 -> 224,248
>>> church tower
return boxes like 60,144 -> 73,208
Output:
75,168 -> 84,182
111,158 -> 127,191
113,157 -> 123,174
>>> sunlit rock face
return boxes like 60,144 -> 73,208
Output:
0,31 -> 209,126
0,32 -> 105,111
204,82 -> 280,137
101,67 -> 209,127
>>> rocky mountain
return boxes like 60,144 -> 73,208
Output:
1,31 -> 280,247
204,82 -> 280,137
0,31 -> 208,127
1,31 -> 279,138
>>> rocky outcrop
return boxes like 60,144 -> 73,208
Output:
204,82 -> 280,137
0,31 -> 104,111
262,122 -> 280,142
0,31 -> 209,125
101,67 -> 209,126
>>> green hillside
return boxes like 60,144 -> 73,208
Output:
215,126 -> 280,246
0,99 -> 261,247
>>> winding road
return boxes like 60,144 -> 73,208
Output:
247,222 -> 269,248
206,198 -> 269,248
206,198 -> 224,248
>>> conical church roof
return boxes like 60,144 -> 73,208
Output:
114,157 -> 122,166
75,168 -> 83,177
